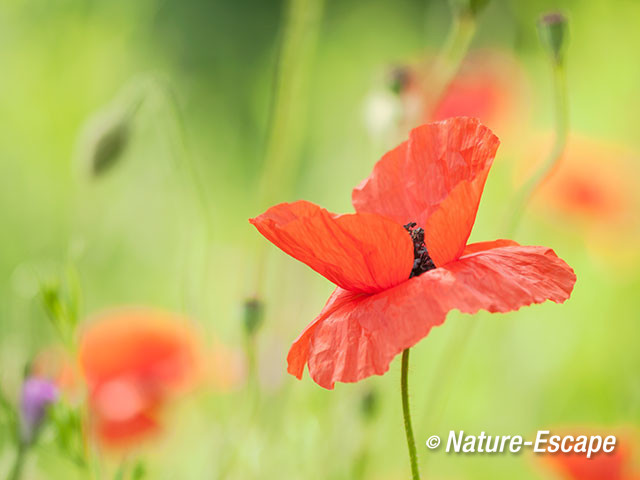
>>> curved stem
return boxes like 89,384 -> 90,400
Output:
144,76 -> 215,318
422,13 -> 477,120
249,0 -> 323,305
401,348 -> 420,480
149,76 -> 214,236
506,62 -> 568,235
8,442 -> 26,480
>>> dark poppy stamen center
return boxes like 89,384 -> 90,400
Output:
403,222 -> 436,278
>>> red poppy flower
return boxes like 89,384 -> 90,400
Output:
394,50 -> 528,133
530,134 -> 640,230
522,134 -> 640,268
250,117 -> 576,389
542,431 -> 639,480
431,50 -> 526,127
78,308 -> 199,446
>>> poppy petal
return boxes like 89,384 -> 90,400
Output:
422,177 -> 488,265
79,310 -> 197,388
352,117 -> 500,265
97,409 -> 159,446
250,200 -> 413,294
287,288 -> 363,380
462,239 -> 519,256
544,430 -> 637,480
288,245 -> 575,389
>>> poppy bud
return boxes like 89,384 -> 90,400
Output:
538,12 -> 568,65
360,388 -> 378,422
39,270 -> 81,343
19,377 -> 58,445
242,298 -> 264,338
387,66 -> 412,95
88,112 -> 130,176
77,93 -> 143,178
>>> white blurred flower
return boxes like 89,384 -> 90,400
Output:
363,90 -> 401,138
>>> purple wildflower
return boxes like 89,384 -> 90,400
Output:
19,377 -> 58,444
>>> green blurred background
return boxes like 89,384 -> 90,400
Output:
1,0 -> 639,478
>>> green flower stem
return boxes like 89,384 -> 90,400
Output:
144,76 -> 215,318
8,442 -> 26,480
257,0 -> 323,206
251,0 -> 324,298
423,12 -> 477,119
506,61 -> 568,235
352,443 -> 370,480
149,77 -> 214,235
401,348 -> 420,480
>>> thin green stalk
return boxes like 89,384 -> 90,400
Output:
149,77 -> 214,236
506,62 -> 568,235
244,335 -> 258,394
423,12 -> 477,119
8,442 -> 26,480
352,445 -> 370,480
251,0 -> 324,298
401,349 -> 420,480
145,76 -> 215,318
257,0 -> 323,205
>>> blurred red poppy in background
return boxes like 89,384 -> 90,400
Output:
395,50 -> 528,133
541,431 -> 639,480
531,135 -> 639,230
78,308 -> 199,446
526,134 -> 640,267
251,117 -> 576,389
432,50 -> 527,126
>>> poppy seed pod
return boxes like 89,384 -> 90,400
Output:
538,12 -> 569,65
242,298 -> 264,337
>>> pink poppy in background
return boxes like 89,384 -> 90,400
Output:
79,308 -> 199,446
